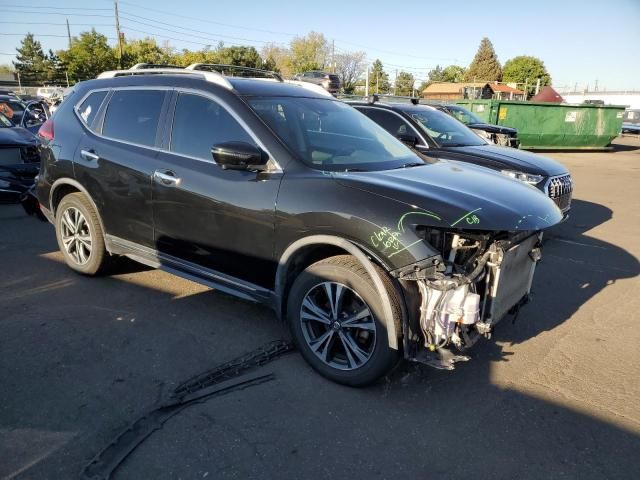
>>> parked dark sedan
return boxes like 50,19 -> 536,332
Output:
0,112 -> 40,203
351,100 -> 573,213
432,103 -> 519,148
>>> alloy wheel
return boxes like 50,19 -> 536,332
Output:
299,282 -> 377,371
60,206 -> 92,265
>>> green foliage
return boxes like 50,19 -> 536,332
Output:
502,55 -> 551,95
216,46 -> 261,68
395,71 -> 415,96
368,59 -> 390,94
59,29 -> 117,81
464,37 -> 502,82
289,32 -> 329,73
260,43 -> 292,76
121,38 -> 170,68
13,33 -> 52,81
441,65 -> 466,83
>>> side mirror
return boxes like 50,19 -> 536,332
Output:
211,141 -> 268,171
397,134 -> 418,146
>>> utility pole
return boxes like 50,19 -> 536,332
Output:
535,78 -> 541,95
365,66 -> 369,97
394,69 -> 398,95
594,79 -> 598,92
66,18 -> 72,48
376,73 -> 379,94
65,71 -> 69,87
331,40 -> 335,73
114,0 -> 124,68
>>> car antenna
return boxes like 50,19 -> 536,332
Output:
367,94 -> 379,104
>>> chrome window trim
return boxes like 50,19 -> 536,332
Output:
355,105 -> 429,148
73,86 -> 281,172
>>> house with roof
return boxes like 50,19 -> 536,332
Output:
422,81 -> 526,101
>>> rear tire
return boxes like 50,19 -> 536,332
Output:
55,192 -> 111,275
287,255 -> 401,386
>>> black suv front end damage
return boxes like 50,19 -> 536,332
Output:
394,228 -> 542,370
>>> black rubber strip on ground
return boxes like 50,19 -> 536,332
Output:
81,339 -> 294,480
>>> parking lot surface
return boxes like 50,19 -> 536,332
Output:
1,137 -> 639,479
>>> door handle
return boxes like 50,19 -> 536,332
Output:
80,149 -> 99,161
153,170 -> 181,187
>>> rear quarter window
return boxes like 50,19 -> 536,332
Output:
102,90 -> 165,147
76,90 -> 107,128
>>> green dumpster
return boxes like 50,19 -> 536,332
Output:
454,99 -> 625,150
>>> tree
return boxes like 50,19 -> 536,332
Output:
503,55 -> 551,95
60,29 -> 117,82
368,59 -> 390,94
13,33 -> 52,83
171,46 -> 220,67
261,43 -> 292,76
464,37 -> 502,82
217,46 -> 261,68
427,64 -> 445,83
289,32 -> 329,73
395,71 -> 415,96
121,38 -> 169,68
47,49 -> 68,85
441,65 -> 466,83
335,51 -> 366,93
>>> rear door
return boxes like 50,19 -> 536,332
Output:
152,91 -> 282,288
74,88 -> 169,247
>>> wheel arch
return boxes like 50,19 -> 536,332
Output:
50,178 -> 107,244
275,235 -> 402,349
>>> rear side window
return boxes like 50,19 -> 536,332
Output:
103,90 -> 164,147
76,90 -> 107,127
170,93 -> 254,161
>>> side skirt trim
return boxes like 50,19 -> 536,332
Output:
105,234 -> 275,306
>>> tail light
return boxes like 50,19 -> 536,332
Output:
38,119 -> 54,141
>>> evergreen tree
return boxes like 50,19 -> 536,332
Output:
395,71 -> 415,96
13,33 -> 52,83
368,59 -> 390,94
464,37 -> 502,82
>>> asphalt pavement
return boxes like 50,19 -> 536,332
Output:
1,137 -> 639,479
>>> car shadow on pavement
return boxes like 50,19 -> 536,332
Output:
1,201 -> 639,479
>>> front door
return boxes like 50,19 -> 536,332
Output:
152,91 -> 282,289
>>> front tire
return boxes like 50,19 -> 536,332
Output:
287,255 -> 400,386
55,192 -> 111,275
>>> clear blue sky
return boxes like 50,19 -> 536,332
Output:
1,0 -> 639,90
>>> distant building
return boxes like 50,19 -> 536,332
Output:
531,86 -> 564,103
422,81 -> 525,101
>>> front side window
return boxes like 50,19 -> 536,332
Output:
360,108 -> 416,139
407,107 -> 486,147
248,97 -> 418,171
446,106 -> 484,125
77,90 -> 108,128
170,93 -> 255,161
103,90 -> 164,147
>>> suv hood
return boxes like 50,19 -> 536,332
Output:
445,144 -> 568,176
335,160 -> 563,231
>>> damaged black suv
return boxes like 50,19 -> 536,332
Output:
35,65 -> 564,386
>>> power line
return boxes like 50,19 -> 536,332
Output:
1,9 -> 114,18
118,0 -> 297,37
0,32 -> 117,40
0,21 -> 115,27
119,12 -> 284,46
0,4 -> 111,9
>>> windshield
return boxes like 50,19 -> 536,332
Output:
445,105 -> 485,125
0,112 -> 13,127
248,97 -> 419,171
408,107 -> 486,147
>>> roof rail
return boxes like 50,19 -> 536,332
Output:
129,63 -> 183,70
186,63 -> 283,82
96,68 -> 233,90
